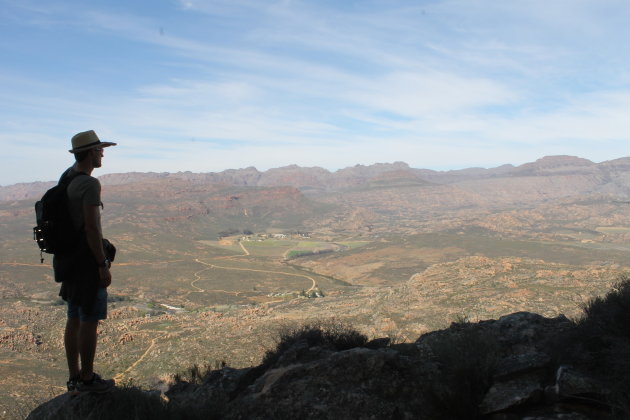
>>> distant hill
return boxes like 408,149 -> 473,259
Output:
3,155 -> 630,241
3,156 -> 630,202
2,155 -> 630,246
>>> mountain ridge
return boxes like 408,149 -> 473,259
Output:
2,155 -> 629,202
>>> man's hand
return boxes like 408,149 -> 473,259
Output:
99,266 -> 112,288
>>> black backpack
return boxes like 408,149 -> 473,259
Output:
33,170 -> 86,263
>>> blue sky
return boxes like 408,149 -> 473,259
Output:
1,0 -> 629,185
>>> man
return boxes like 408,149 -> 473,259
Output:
54,130 -> 116,393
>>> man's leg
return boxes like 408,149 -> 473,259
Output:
75,317 -> 113,392
64,317 -> 81,380
78,320 -> 99,381
74,289 -> 114,392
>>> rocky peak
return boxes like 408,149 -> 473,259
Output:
514,155 -> 596,176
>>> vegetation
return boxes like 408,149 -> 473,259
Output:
107,294 -> 132,303
171,361 -> 227,386
579,275 -> 630,338
19,279 -> 630,419
286,249 -> 317,259
217,228 -> 240,238
556,276 -> 630,417
423,325 -> 500,419
261,320 -> 368,368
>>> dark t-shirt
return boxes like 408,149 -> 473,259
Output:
54,168 -> 102,310
67,169 -> 102,231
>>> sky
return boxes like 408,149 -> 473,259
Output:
1,0 -> 630,185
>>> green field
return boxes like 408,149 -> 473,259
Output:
197,237 -> 370,259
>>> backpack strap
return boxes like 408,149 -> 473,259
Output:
58,168 -> 88,186
58,168 -> 90,232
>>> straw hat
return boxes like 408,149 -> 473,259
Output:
69,130 -> 117,153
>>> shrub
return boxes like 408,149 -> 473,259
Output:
262,320 -> 368,368
553,275 -> 630,418
579,276 -> 630,416
172,364 -> 211,385
286,250 -> 311,259
424,325 -> 499,419
171,361 -> 227,386
579,275 -> 630,339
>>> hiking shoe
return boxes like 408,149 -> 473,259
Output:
76,373 -> 115,393
66,376 -> 79,394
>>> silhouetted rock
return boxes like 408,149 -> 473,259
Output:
27,309 -> 626,420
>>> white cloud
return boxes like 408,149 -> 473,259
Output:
1,0 -> 630,185
345,71 -> 517,118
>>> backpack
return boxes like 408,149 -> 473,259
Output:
33,170 -> 86,263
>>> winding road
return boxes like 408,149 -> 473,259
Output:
113,241 -> 318,382
192,258 -> 317,294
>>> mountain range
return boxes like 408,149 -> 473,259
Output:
3,155 -> 630,202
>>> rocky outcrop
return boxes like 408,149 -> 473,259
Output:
27,311 -> 624,420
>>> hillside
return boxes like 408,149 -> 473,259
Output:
4,155 -> 630,241
27,279 -> 630,419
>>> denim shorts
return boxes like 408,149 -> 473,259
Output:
67,288 -> 108,322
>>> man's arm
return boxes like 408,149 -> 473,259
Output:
83,204 -> 111,288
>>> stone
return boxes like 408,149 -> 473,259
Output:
554,366 -> 609,398
480,372 -> 545,415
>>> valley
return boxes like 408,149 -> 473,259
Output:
1,156 -> 629,416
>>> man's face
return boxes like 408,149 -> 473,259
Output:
91,148 -> 104,168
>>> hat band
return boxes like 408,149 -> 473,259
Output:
73,140 -> 101,151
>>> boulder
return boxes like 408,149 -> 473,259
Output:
27,311 -> 624,420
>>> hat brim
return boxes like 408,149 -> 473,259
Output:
69,141 -> 117,153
